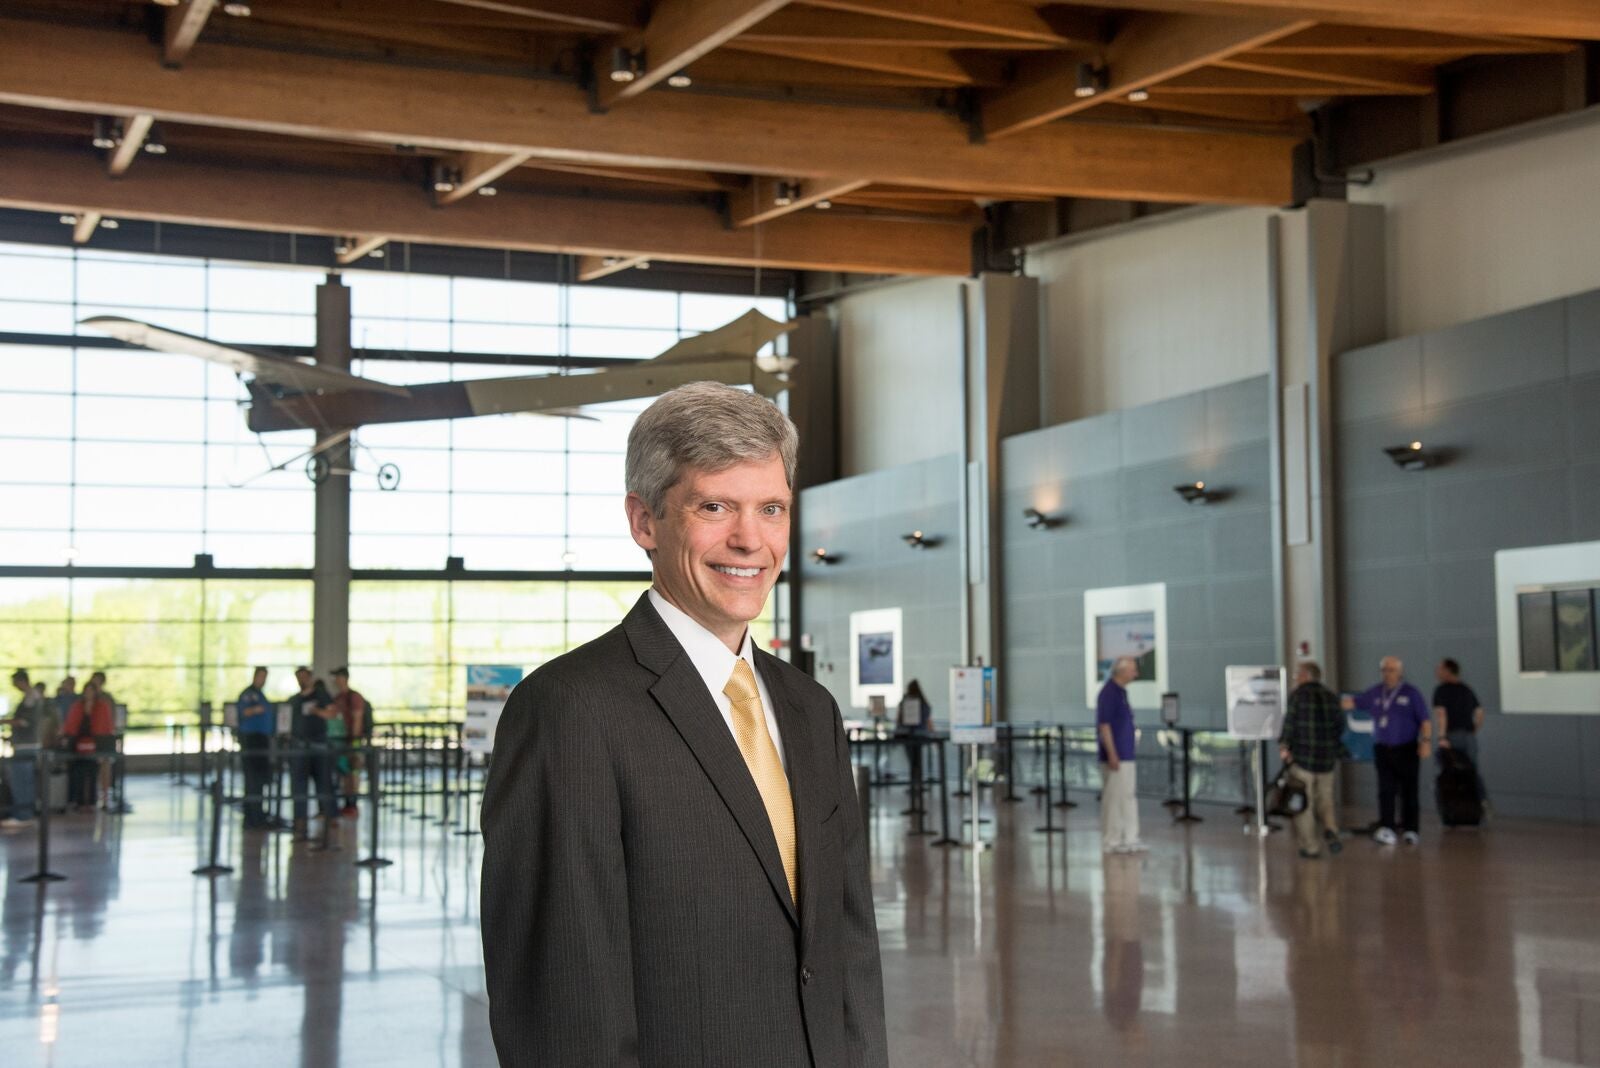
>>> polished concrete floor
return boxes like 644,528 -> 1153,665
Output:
2,775 -> 1598,1067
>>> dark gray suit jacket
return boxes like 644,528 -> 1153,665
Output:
481,593 -> 888,1067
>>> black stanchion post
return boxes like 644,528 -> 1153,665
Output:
1054,728 -> 1078,809
193,775 -> 235,877
1175,728 -> 1202,824
356,745 -> 393,869
931,738 -> 958,847
1035,730 -> 1062,834
1001,724 -> 1022,803
20,751 -> 68,884
436,735 -> 451,827
416,728 -> 434,823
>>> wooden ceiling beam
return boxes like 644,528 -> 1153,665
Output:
686,50 -> 943,87
1217,54 -> 1436,92
435,150 -> 534,204
982,13 -> 1312,139
1253,24 -> 1574,55
0,145 -> 975,276
427,0 -> 639,33
1153,67 -> 1412,95
731,176 -> 872,227
800,0 -> 1100,46
335,235 -> 390,264
577,254 -> 651,282
1122,91 -> 1311,126
723,40 -> 1004,85
1092,1 -> 1600,40
741,9 -> 1061,48
598,0 -> 793,108
0,19 -> 1298,205
522,161 -> 737,192
72,211 -> 103,245
163,0 -> 218,67
106,113 -> 155,176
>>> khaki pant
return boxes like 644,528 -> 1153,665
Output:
1290,765 -> 1338,855
1099,761 -> 1140,850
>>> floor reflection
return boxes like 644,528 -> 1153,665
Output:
0,777 -> 1595,1066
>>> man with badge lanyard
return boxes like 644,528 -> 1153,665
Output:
1342,656 -> 1432,845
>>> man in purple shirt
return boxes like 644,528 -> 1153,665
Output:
1096,657 -> 1145,854
1342,655 -> 1432,846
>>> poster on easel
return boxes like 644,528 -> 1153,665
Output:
464,665 -> 522,756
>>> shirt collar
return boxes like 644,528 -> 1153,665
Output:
648,587 -> 755,693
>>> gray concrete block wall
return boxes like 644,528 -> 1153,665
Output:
797,455 -> 963,716
1335,290 -> 1600,822
1000,376 -> 1276,729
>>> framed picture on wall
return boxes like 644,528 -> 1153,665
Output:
1083,583 -> 1168,710
849,607 -> 903,711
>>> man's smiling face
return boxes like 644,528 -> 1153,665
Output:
627,453 -> 790,652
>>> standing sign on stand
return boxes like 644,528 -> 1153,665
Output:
1225,666 -> 1286,838
464,665 -> 522,756
949,666 -> 997,745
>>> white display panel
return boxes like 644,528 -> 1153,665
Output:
1495,541 -> 1600,714
1083,583 -> 1167,710
1225,666 -> 1285,740
849,608 -> 903,711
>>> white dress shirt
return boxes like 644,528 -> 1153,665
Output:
648,588 -> 786,771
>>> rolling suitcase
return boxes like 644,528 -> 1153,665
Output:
1436,748 -> 1482,827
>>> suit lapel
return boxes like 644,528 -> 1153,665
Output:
625,595 -> 798,929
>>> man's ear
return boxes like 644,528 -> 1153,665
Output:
624,493 -> 658,553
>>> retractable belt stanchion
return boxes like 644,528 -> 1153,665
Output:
1030,724 -> 1049,796
1174,728 -> 1203,823
193,774 -> 235,877
355,743 -> 393,869
1035,730 -> 1062,834
931,738 -> 959,847
1054,728 -> 1078,809
1001,724 -> 1022,803
20,751 -> 68,884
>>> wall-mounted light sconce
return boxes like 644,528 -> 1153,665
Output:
1384,440 -> 1436,471
1023,507 -> 1063,530
609,46 -> 644,83
902,530 -> 941,549
1074,62 -> 1108,99
810,547 -> 840,566
1174,481 -> 1217,505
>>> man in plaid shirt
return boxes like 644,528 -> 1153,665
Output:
1278,661 -> 1344,859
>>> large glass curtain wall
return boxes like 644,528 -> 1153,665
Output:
0,242 -> 787,728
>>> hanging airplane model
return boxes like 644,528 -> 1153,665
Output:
80,309 -> 797,435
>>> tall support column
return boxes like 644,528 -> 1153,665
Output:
312,274 -> 353,677
960,273 -> 1041,703
786,310 -> 840,672
1271,201 -> 1385,679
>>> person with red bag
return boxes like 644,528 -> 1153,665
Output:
63,678 -> 114,811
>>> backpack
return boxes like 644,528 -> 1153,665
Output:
1267,763 -> 1309,818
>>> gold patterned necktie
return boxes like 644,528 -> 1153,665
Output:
723,657 -> 797,905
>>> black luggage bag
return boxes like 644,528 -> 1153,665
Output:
1436,748 -> 1482,827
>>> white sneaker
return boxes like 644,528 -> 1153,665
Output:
1402,831 -> 1420,846
0,817 -> 33,831
1121,841 -> 1150,853
1373,827 -> 1398,846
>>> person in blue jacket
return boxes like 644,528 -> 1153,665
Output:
1342,656 -> 1432,846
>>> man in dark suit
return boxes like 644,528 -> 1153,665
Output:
481,381 -> 888,1067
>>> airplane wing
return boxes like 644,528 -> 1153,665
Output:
80,316 -> 412,399
648,309 -> 796,364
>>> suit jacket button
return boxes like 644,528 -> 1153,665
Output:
800,966 -> 813,985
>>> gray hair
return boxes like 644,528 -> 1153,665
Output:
626,382 -> 798,515
1297,660 -> 1322,682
